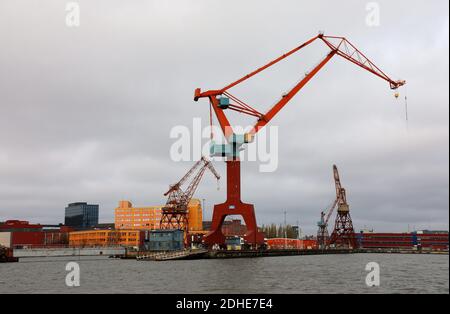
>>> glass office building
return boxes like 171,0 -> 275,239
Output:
64,202 -> 99,229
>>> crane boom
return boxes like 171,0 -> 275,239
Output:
184,159 -> 221,206
333,164 -> 348,206
320,35 -> 405,90
323,165 -> 347,225
164,158 -> 204,197
194,33 -> 406,138
163,157 -> 220,211
324,199 -> 338,226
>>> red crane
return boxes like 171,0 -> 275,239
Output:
194,33 -> 405,248
317,165 -> 351,249
160,157 -> 220,234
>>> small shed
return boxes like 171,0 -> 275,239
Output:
145,229 -> 184,251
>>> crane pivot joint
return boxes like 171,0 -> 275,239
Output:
194,88 -> 201,101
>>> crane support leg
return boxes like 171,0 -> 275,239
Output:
203,160 -> 265,248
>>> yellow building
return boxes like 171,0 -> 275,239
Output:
186,198 -> 202,231
115,200 -> 162,230
114,199 -> 203,232
69,230 -> 142,248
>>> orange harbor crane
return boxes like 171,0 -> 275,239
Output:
194,33 -> 405,248
160,157 -> 220,236
317,165 -> 355,249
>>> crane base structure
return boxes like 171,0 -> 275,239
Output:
203,160 -> 265,248
329,205 -> 357,249
160,210 -> 189,232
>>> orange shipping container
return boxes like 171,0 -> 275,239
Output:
267,238 -> 317,250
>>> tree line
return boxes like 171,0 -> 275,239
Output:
260,224 -> 299,239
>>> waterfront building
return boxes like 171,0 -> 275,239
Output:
203,219 -> 247,237
64,202 -> 99,229
68,229 -> 143,248
357,231 -> 449,250
144,229 -> 184,251
114,199 -> 203,232
0,220 -> 71,248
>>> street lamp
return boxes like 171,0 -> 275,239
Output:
202,198 -> 206,221
284,210 -> 287,249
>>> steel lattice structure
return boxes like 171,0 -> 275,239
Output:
329,210 -> 357,249
328,165 -> 357,248
160,157 -> 220,236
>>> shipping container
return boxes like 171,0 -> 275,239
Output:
11,231 -> 45,248
267,238 -> 317,250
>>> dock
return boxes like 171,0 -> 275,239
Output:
134,248 -> 355,261
207,248 -> 355,259
132,247 -> 448,261
137,249 -> 209,261
13,247 -> 127,258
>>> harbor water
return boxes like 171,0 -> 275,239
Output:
0,253 -> 448,294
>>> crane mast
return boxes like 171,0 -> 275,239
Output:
194,33 -> 405,248
329,165 -> 357,248
317,165 -> 348,248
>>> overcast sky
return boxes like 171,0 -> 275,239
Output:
0,0 -> 448,234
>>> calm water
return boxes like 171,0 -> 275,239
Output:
0,253 -> 448,294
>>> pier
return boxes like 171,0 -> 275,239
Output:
13,247 -> 126,258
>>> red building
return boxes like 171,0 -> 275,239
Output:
0,220 -> 72,248
357,231 -> 448,251
222,220 -> 247,237
203,219 -> 248,237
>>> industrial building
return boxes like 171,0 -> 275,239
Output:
143,229 -> 184,251
115,199 -> 203,232
203,219 -> 247,237
68,229 -> 143,248
357,231 -> 449,251
64,202 -> 99,229
0,220 -> 72,248
222,219 -> 247,237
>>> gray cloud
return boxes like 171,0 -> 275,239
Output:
0,0 -> 448,234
